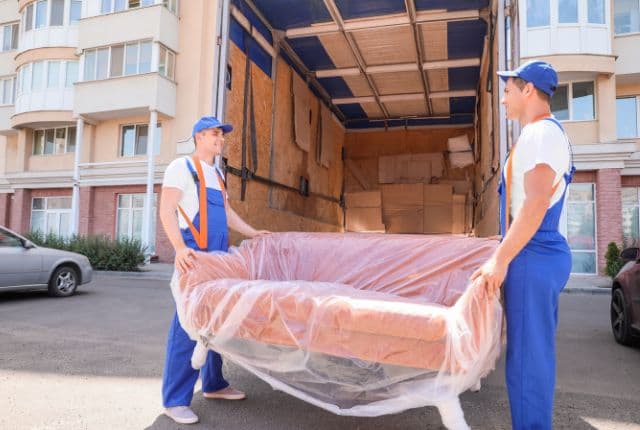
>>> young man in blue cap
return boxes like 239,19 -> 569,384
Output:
471,60 -> 574,429
159,116 -> 269,424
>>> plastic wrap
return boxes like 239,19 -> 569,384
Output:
171,232 -> 502,419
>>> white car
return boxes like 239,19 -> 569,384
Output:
0,225 -> 93,297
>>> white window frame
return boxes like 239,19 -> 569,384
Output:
23,0 -> 80,32
2,22 -> 19,52
527,0 -> 609,29
101,0 -> 157,15
162,0 -> 179,15
32,126 -> 77,155
158,43 -> 176,80
17,60 -> 75,94
30,196 -> 72,238
616,95 -> 640,139
563,182 -> 598,274
622,187 -> 640,247
83,40 -> 153,81
116,193 -> 157,253
0,76 -> 16,105
552,80 -> 597,122
614,0 -> 640,35
120,122 -> 162,157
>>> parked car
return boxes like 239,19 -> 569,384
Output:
610,247 -> 640,345
0,225 -> 92,297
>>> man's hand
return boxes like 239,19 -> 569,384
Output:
470,257 -> 508,298
175,247 -> 198,274
250,230 -> 271,238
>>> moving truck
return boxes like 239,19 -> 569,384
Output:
209,0 -> 512,245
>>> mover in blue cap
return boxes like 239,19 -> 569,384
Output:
471,60 -> 574,429
159,116 -> 269,424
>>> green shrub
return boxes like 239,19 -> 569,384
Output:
604,242 -> 624,278
24,232 -> 146,271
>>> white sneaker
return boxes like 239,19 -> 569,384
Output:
164,406 -> 199,424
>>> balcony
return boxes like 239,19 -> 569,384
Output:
19,26 -> 78,53
79,4 -> 178,53
0,105 -> 14,134
74,72 -> 176,120
0,51 -> 15,76
0,1 -> 19,21
14,87 -> 74,115
614,33 -> 640,77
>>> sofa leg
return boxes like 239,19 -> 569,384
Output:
436,397 -> 471,430
191,341 -> 208,370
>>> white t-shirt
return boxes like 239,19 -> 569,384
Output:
509,118 -> 571,218
162,157 -> 226,229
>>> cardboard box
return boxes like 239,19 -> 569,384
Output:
452,194 -> 467,234
378,153 -> 443,184
381,183 -> 424,208
383,207 -> 424,234
345,191 -> 382,208
346,207 -> 385,232
423,184 -> 453,234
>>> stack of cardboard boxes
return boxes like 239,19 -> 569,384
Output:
345,144 -> 472,235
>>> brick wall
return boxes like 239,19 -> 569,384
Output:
9,189 -> 31,233
0,193 -> 10,227
90,185 -> 172,263
596,169 -> 622,274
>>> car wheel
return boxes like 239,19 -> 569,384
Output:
48,266 -> 79,297
611,288 -> 633,346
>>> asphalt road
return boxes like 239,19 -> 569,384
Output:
0,275 -> 638,430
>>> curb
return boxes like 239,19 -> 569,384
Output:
562,287 -> 611,295
94,271 -> 613,296
94,270 -> 172,281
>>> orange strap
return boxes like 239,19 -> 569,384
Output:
178,156 -> 208,250
504,114 -> 561,232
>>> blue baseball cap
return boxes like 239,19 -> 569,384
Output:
192,116 -> 233,137
497,60 -> 558,97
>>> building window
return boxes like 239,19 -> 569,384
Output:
23,0 -> 82,30
588,0 -> 606,24
623,188 -> 640,246
527,0 -> 550,27
158,44 -> 176,80
616,0 -> 640,34
24,4 -> 33,31
17,60 -> 77,94
35,0 -> 47,29
116,193 -> 156,253
617,97 -> 639,139
70,0 -> 82,23
2,23 -> 19,51
50,0 -> 65,26
120,123 -> 161,156
551,81 -> 595,121
163,0 -> 178,14
66,61 -> 79,87
31,196 -> 72,238
558,0 -> 578,23
565,183 -> 597,274
0,77 -> 16,105
101,0 -> 156,14
84,41 -> 152,81
33,126 -> 77,155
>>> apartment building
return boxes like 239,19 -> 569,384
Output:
9,0 -> 638,277
505,0 -> 639,274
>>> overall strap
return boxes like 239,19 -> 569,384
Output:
215,166 -> 227,209
504,114 -> 562,232
177,156 -> 208,250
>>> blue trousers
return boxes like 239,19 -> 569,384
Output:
504,244 -> 570,429
162,312 -> 229,407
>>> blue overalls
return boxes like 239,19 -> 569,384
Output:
498,117 -> 575,429
162,158 -> 230,408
